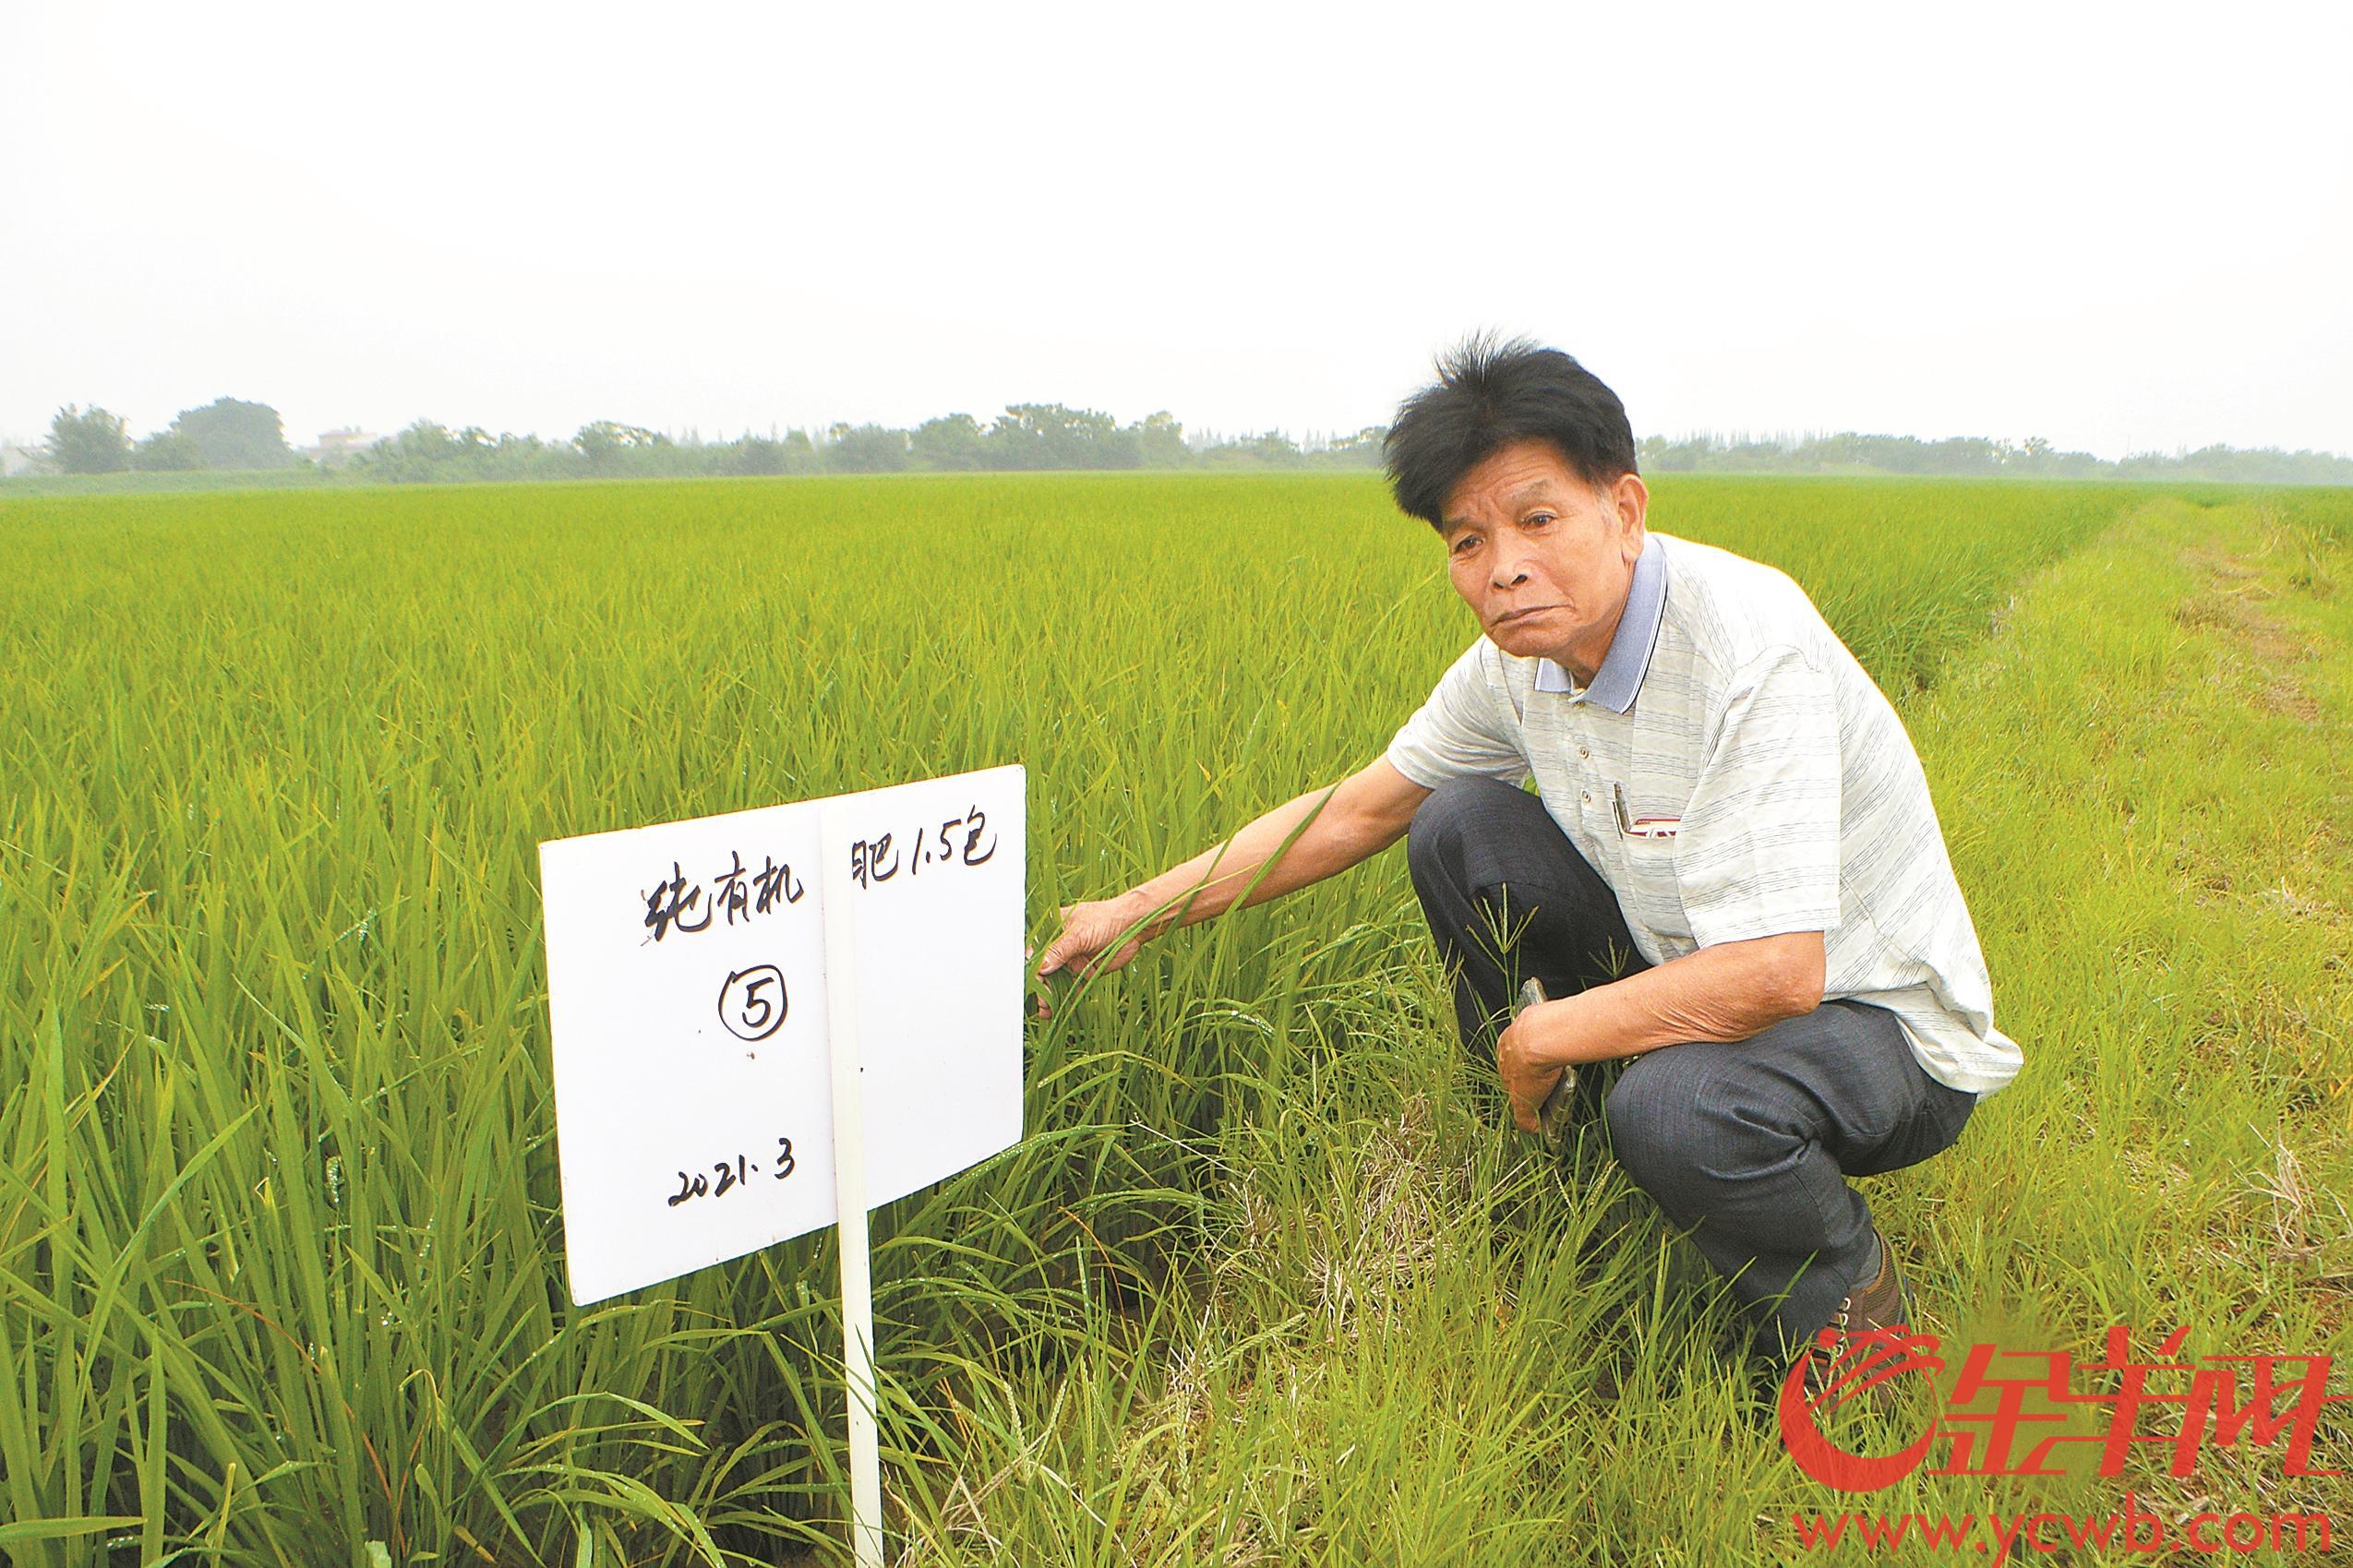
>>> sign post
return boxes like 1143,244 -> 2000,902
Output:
819,800 -> 884,1568
539,763 -> 1026,1564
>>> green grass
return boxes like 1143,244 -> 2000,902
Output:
0,468 -> 335,497
3,473 -> 2347,1562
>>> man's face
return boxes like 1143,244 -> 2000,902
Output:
1440,438 -> 1649,682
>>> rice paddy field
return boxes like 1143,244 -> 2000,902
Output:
5,473 -> 2351,1565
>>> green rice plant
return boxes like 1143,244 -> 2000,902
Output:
6,473 -> 2346,1562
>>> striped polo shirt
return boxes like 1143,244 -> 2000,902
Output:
1386,529 -> 2023,1096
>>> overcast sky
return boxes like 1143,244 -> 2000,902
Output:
6,2 -> 2349,460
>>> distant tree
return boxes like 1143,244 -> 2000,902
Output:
1318,425 -> 1388,469
46,404 -> 131,473
718,431 -> 816,476
574,420 -> 670,473
912,413 -> 986,471
486,431 -> 555,476
1131,410 -> 1191,469
347,421 -> 557,483
1639,434 -> 1701,472
726,435 -> 788,476
826,423 -> 912,473
351,420 -> 468,482
172,398 -> 294,470
1234,430 -> 1305,467
989,403 -> 1139,469
132,429 -> 207,471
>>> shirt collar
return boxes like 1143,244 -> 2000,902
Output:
1533,533 -> 1665,713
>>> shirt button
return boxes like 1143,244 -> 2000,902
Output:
1579,744 -> 1591,760
1581,791 -> 1592,806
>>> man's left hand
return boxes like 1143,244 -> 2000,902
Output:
1496,996 -> 1590,1132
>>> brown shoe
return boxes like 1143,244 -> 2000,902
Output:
1797,1228 -> 1918,1412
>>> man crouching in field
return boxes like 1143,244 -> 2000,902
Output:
1033,336 -> 2022,1392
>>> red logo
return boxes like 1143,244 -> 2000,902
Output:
1779,1324 -> 2347,1492
1777,1325 -> 1946,1491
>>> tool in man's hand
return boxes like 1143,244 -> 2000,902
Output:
1515,976 -> 1580,1140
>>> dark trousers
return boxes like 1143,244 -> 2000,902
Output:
1405,775 -> 1976,1359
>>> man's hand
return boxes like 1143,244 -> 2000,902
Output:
1494,932 -> 1829,1126
1496,995 -> 1591,1132
1027,760 -> 1430,1020
1030,893 -> 1153,1017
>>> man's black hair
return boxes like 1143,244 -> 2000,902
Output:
1383,334 -> 1639,530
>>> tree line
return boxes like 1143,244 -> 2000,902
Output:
20,398 -> 2353,486
23,401 -> 1389,482
348,406 -> 1392,481
1640,431 -> 2353,485
39,399 -> 302,474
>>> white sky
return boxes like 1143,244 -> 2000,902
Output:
5,2 -> 2349,460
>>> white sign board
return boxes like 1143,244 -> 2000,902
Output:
540,764 -> 1026,1306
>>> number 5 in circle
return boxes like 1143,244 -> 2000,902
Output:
719,964 -> 788,1043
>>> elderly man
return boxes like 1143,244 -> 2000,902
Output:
1034,338 -> 2022,1389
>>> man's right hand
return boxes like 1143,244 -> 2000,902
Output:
1030,893 -> 1154,1017
1026,759 -> 1430,1018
